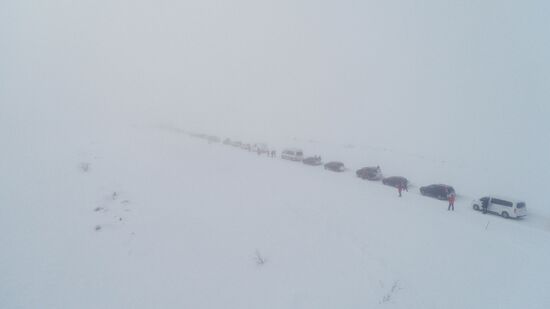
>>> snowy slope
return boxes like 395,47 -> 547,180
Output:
1,123 -> 550,309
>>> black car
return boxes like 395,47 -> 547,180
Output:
324,161 -> 345,172
382,176 -> 408,189
303,156 -> 323,166
356,166 -> 383,180
420,184 -> 455,200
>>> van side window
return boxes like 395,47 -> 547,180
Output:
491,198 -> 513,207
517,202 -> 526,208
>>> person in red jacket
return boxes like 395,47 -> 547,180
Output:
448,192 -> 456,211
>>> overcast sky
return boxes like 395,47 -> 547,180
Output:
1,0 -> 549,166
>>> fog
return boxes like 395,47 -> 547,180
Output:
2,0 -> 549,170
2,3 -> 550,307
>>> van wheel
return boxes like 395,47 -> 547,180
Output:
501,211 -> 510,219
473,204 -> 480,211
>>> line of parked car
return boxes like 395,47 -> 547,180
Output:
191,133 -> 527,219
276,147 -> 527,219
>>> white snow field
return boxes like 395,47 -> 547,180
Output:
1,121 -> 550,309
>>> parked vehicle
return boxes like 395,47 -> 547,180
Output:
382,176 -> 408,189
281,148 -> 304,161
356,166 -> 383,180
241,143 -> 251,151
324,161 -> 345,172
471,196 -> 527,218
420,184 -> 455,200
302,156 -> 323,166
230,141 -> 242,147
223,138 -> 232,145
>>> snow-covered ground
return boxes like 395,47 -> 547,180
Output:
1,121 -> 549,309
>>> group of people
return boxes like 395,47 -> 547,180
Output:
253,148 -> 277,158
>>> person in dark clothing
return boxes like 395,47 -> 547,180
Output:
397,182 -> 403,197
482,199 -> 488,214
448,193 -> 456,211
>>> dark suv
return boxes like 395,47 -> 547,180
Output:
356,166 -> 383,180
420,184 -> 455,200
382,176 -> 408,189
303,156 -> 323,166
324,161 -> 345,172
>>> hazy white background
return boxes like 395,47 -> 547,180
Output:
2,0 -> 549,173
1,2 -> 550,308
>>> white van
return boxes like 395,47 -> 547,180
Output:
471,196 -> 527,218
281,148 -> 304,161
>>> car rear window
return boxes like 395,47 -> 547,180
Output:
517,202 -> 526,208
296,152 -> 303,156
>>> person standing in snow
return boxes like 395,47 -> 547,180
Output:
448,192 -> 456,211
482,198 -> 488,214
397,182 -> 403,197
